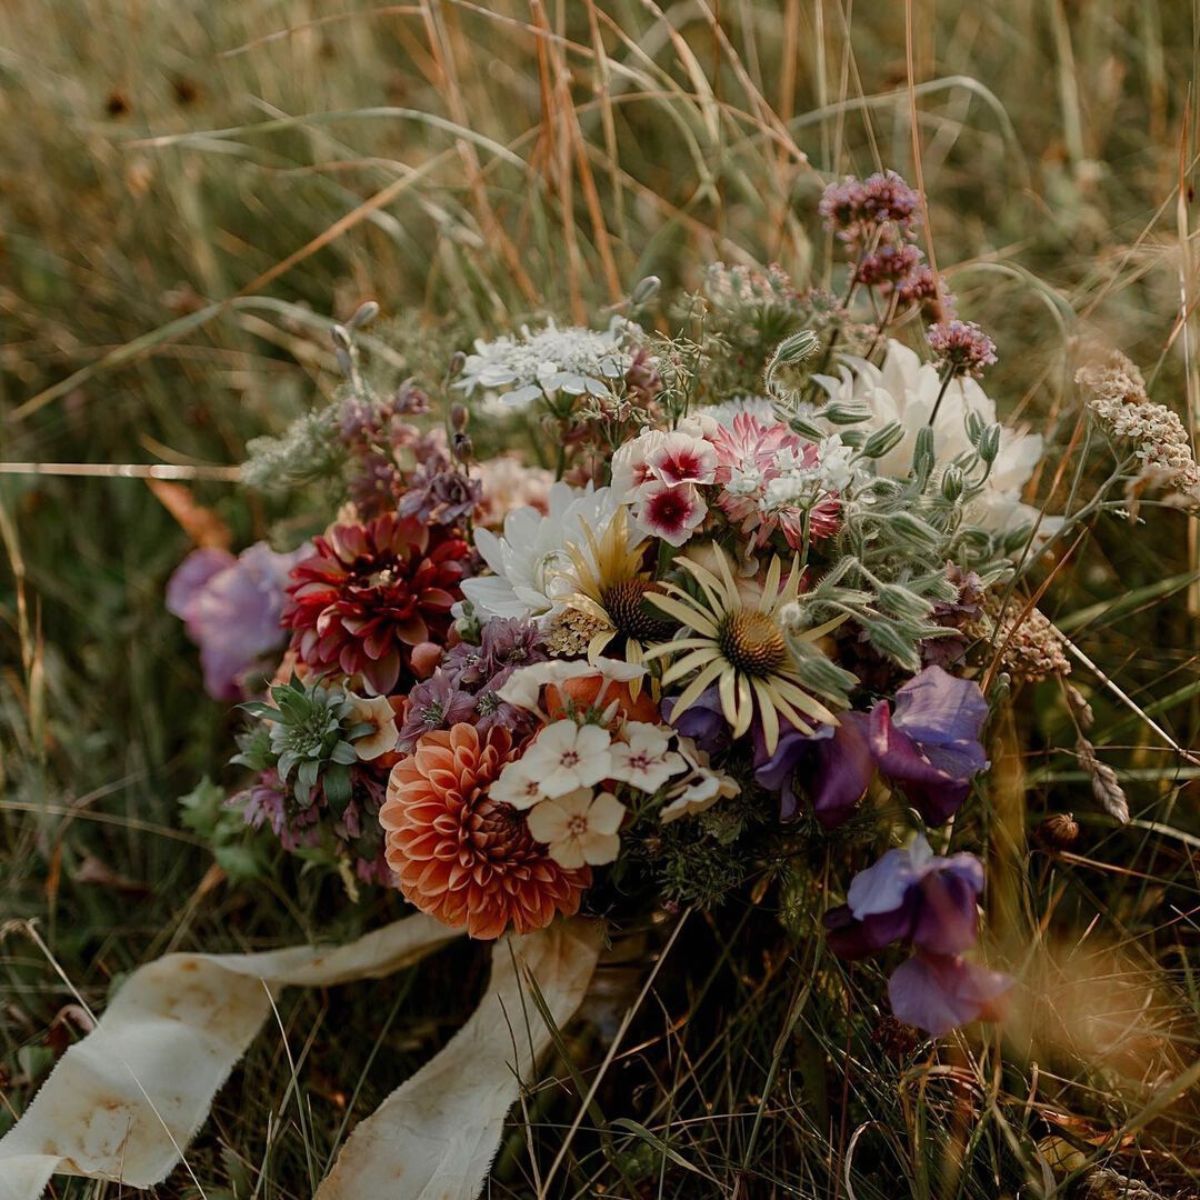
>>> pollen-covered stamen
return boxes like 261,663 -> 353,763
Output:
718,609 -> 787,676
601,578 -> 676,642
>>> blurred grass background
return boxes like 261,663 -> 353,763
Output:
3,1 -> 1200,1196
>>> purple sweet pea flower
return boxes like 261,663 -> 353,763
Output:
662,686 -> 728,756
888,952 -> 1012,1037
824,834 -> 984,958
870,665 -> 988,824
753,711 -> 874,824
168,542 -> 305,700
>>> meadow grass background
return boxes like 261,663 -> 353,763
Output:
3,1 -> 1200,1196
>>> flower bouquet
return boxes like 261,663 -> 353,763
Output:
8,169 -> 1199,1199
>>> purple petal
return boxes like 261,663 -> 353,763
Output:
753,711 -> 875,825
166,548 -> 235,623
870,684 -> 986,824
664,686 -> 728,756
847,844 -> 924,918
911,866 -> 980,956
888,953 -> 1013,1037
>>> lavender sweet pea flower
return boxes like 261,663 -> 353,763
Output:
168,542 -> 305,700
824,834 -> 984,958
870,665 -> 988,824
662,686 -> 727,756
754,712 -> 873,824
888,952 -> 1012,1037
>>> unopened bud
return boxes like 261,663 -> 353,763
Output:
631,275 -> 661,305
941,466 -> 964,501
912,425 -> 935,479
348,300 -> 380,329
978,423 -> 1001,465
450,403 -> 470,432
452,431 -> 473,462
448,350 -> 466,377
860,420 -> 905,460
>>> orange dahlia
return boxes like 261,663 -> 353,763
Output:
381,724 -> 589,939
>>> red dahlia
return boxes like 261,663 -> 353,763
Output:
284,513 -> 470,694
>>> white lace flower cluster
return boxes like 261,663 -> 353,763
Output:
455,316 -> 638,411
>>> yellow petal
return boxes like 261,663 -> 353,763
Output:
752,677 -> 779,752
661,646 -> 722,686
645,592 -> 719,637
669,659 -> 728,722
733,674 -> 754,738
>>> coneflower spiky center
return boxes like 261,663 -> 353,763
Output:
601,579 -> 676,642
717,609 -> 787,676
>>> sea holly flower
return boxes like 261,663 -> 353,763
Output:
517,720 -> 614,797
824,833 -> 985,959
284,514 -> 470,695
869,666 -> 989,824
525,788 -> 626,869
754,711 -> 874,824
888,952 -> 1012,1038
607,722 -> 687,792
168,542 -> 305,700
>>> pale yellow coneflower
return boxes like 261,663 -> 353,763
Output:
642,544 -> 842,754
556,508 -> 676,686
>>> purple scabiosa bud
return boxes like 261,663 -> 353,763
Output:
927,320 -> 998,379
895,265 -> 955,322
859,170 -> 921,226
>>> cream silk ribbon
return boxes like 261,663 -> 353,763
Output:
0,915 -> 604,1199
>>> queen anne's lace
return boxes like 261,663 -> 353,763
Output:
455,317 -> 637,410
1077,349 -> 1200,506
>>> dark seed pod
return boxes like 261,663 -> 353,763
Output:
1035,812 -> 1080,851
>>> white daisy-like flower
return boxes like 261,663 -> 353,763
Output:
519,720 -> 614,798
346,694 -> 399,761
458,483 -> 622,623
454,317 -> 637,412
658,736 -> 741,823
608,722 -> 687,793
526,788 -> 625,868
814,340 -> 1056,535
489,759 -> 546,811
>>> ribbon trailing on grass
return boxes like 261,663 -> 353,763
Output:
0,915 -> 604,1200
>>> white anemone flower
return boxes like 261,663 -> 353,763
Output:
815,339 -> 1055,535
459,483 -> 623,623
526,788 -> 625,869
454,317 -> 637,412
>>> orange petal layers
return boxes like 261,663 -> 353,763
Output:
381,724 -> 590,939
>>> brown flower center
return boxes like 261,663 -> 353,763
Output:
601,578 -> 676,642
718,609 -> 787,677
